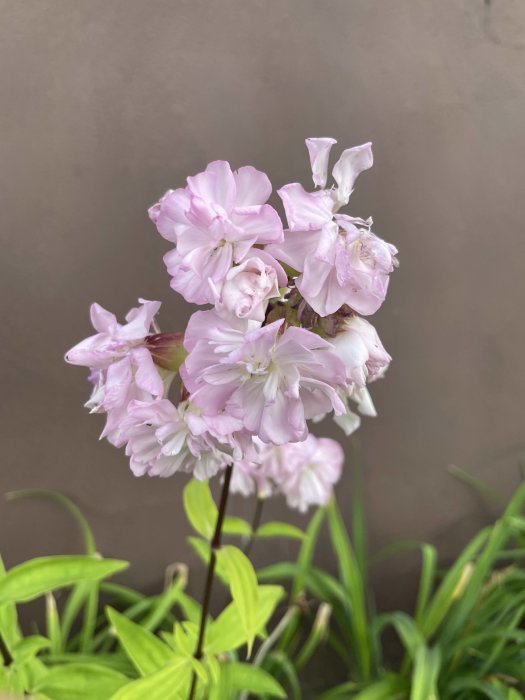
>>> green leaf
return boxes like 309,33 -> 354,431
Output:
217,546 -> 258,655
215,662 -> 286,698
188,537 -> 228,584
141,574 -> 187,632
409,646 -> 441,700
325,676 -> 406,700
106,607 -> 174,677
32,663 -> 128,700
223,516 -> 252,537
291,507 -> 325,601
414,544 -> 437,626
11,635 -> 51,665
256,522 -> 305,540
78,585 -> 99,653
173,622 -> 197,657
0,555 -> 20,648
6,490 -> 97,555
374,612 -> 424,661
110,656 -> 193,700
206,585 -> 284,654
46,593 -> 62,655
264,649 -> 301,700
0,556 -> 128,605
183,480 -> 217,539
421,528 -> 489,638
327,500 -> 371,681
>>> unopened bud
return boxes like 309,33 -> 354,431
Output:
145,332 -> 187,373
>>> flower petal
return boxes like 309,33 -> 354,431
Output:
277,183 -> 333,231
332,142 -> 373,206
305,137 -> 337,188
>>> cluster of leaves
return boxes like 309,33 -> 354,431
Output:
0,480 -> 324,700
0,487 -> 315,700
3,467 -> 525,700
260,465 -> 525,699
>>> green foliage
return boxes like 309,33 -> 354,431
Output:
0,486 -> 286,699
259,450 -> 525,699
3,464 -> 525,699
217,545 -> 259,655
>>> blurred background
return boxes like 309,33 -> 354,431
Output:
1,0 -> 525,611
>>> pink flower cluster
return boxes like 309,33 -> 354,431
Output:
66,139 -> 396,510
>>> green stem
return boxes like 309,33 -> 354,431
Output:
187,463 -> 234,700
0,632 -> 13,667
244,496 -> 265,557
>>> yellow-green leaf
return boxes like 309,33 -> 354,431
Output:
106,607 -> 173,677
217,546 -> 258,655
183,481 -> 217,539
0,556 -> 128,605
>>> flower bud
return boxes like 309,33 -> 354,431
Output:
145,332 -> 187,373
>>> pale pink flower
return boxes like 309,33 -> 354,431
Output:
149,161 -> 284,304
231,435 -> 344,512
329,316 -> 391,436
121,399 -> 243,480
65,299 -> 165,446
268,140 -> 397,317
331,315 -> 391,388
181,318 -> 347,445
211,250 -> 286,322
230,442 -> 274,499
276,435 -> 344,512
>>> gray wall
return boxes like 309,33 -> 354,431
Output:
2,0 -> 525,608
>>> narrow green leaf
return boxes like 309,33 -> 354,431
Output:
141,575 -> 187,632
206,585 -> 284,654
173,622 -> 197,657
183,480 -> 217,539
32,663 -> 128,700
223,516 -> 252,537
219,662 -> 286,698
351,437 -> 367,578
0,555 -> 20,648
79,585 -> 99,653
256,522 -> 305,540
11,635 -> 51,665
291,507 -> 325,601
325,676 -> 406,700
46,593 -> 62,655
110,656 -> 193,700
409,646 -> 441,700
0,556 -> 128,605
264,649 -> 301,700
294,603 -> 331,670
327,499 -> 371,681
60,582 -> 91,647
106,607 -> 173,676
217,545 -> 258,654
421,528 -> 489,638
374,612 -> 424,661
6,490 -> 97,555
414,544 -> 437,626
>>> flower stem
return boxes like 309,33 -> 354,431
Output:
244,496 -> 265,557
0,632 -> 13,667
187,463 -> 234,700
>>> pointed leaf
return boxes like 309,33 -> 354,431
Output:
256,522 -> 305,540
0,556 -> 128,605
183,481 -> 217,539
32,663 -> 128,700
217,546 -> 258,654
110,656 -> 193,700
106,607 -> 173,676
